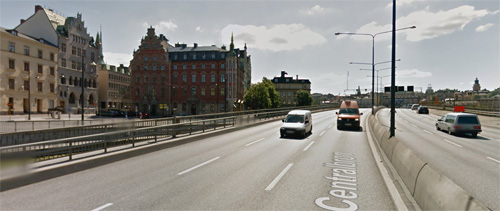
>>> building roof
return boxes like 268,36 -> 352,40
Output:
0,27 -> 57,48
272,76 -> 311,84
168,45 -> 225,53
43,8 -> 66,30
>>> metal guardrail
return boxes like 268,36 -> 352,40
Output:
0,105 -> 336,164
426,105 -> 500,117
0,105 -> 335,147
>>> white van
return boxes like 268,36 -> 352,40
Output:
280,110 -> 312,138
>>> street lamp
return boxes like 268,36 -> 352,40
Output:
335,26 -> 415,115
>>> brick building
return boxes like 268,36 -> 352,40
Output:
130,27 -> 251,116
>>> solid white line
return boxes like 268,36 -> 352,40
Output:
265,163 -> 293,191
319,131 -> 326,137
245,138 -> 264,147
328,125 -> 333,128
443,139 -> 462,148
423,130 -> 433,135
178,157 -> 220,175
92,203 -> 113,211
486,157 -> 500,164
303,141 -> 315,151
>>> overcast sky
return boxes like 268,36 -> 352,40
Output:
1,0 -> 499,95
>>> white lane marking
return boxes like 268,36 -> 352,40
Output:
328,125 -> 333,129
303,141 -> 315,151
443,139 -> 462,148
92,203 -> 113,211
276,131 -> 279,134
411,124 -> 418,128
423,130 -> 433,135
319,131 -> 326,137
265,163 -> 293,191
178,157 -> 220,175
245,138 -> 264,147
486,157 -> 500,164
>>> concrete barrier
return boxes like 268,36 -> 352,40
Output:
367,111 -> 489,210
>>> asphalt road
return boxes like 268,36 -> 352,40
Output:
379,108 -> 500,210
0,110 -> 395,210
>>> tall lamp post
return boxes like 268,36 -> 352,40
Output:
335,26 -> 415,115
28,68 -> 31,120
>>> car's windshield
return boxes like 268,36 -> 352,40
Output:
339,108 -> 359,115
457,116 -> 479,124
285,114 -> 304,123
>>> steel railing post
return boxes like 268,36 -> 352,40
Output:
69,141 -> 73,160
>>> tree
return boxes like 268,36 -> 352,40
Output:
296,90 -> 313,106
243,77 -> 280,109
488,87 -> 500,98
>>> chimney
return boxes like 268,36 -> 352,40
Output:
20,19 -> 26,24
194,43 -> 198,48
296,75 -> 298,80
35,5 -> 43,12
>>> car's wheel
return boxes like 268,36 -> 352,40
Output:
337,126 -> 341,130
448,128 -> 453,135
471,132 -> 478,138
280,132 -> 284,138
436,125 -> 440,131
302,131 -> 306,138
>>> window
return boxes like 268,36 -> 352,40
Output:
201,87 -> 206,96
174,64 -> 178,70
202,64 -> 206,69
211,73 -> 215,82
50,53 -> 55,61
201,74 -> 206,83
136,76 -> 140,83
38,64 -> 43,74
8,59 -> 15,69
24,46 -> 30,55
9,79 -> 15,90
144,65 -> 148,71
183,54 -> 187,60
182,103 -> 187,112
38,82 -> 43,92
191,86 -> 196,96
61,58 -> 66,68
153,44 -> 157,49
72,46 -> 76,55
38,50 -> 43,59
144,75 -> 148,83
135,88 -> 139,96
221,88 -> 225,96
182,87 -> 187,96
144,56 -> 148,61
183,64 -> 187,70
192,74 -> 196,83
212,54 -> 215,59
152,66 -> 157,71
9,42 -> 15,52
152,76 -> 156,83
220,74 -> 225,82
202,54 -> 206,59
153,56 -> 157,61
173,74 -> 178,82
69,76 -> 73,85
50,83 -> 55,93
161,65 -> 165,71
211,64 -> 215,69
91,52 -> 95,62
24,62 -> 29,71
192,64 -> 196,69
174,54 -> 178,60
221,54 -> 225,59
61,43 -> 66,52
61,76 -> 66,84
173,87 -> 177,96
193,54 -> 197,59
161,75 -> 166,84
182,74 -> 187,83
211,87 -> 215,96
221,64 -> 225,69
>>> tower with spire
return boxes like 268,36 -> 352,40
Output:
473,77 -> 481,92
95,26 -> 105,65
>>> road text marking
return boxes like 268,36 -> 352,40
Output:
245,138 -> 264,147
486,157 -> 500,164
443,139 -> 462,148
92,203 -> 113,211
265,163 -> 293,191
304,141 -> 315,151
178,157 -> 220,175
319,131 -> 326,137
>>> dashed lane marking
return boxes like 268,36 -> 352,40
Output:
486,157 -> 500,164
178,157 -> 220,175
92,203 -> 113,211
319,131 -> 326,137
328,125 -> 333,129
245,138 -> 264,147
443,139 -> 462,148
423,130 -> 433,135
303,141 -> 315,151
265,163 -> 293,191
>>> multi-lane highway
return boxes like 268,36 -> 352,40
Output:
378,108 -> 500,210
0,110 -> 396,210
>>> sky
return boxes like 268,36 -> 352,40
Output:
1,0 -> 499,95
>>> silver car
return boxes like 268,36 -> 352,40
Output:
436,113 -> 481,137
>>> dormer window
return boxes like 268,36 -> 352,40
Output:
11,30 -> 17,36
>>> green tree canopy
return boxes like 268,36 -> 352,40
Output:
243,77 -> 280,109
296,90 -> 313,106
488,87 -> 500,98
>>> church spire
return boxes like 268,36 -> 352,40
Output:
229,32 -> 235,51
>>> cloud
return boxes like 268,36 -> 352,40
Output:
143,20 -> 178,32
476,23 -> 494,32
397,69 -> 432,78
386,0 -> 424,8
302,5 -> 325,15
220,24 -> 327,52
351,5 -> 492,42
195,26 -> 203,32
104,52 -> 133,66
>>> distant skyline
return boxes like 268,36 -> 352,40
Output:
1,0 -> 499,95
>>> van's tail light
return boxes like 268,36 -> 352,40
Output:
474,126 -> 481,130
454,125 -> 462,130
